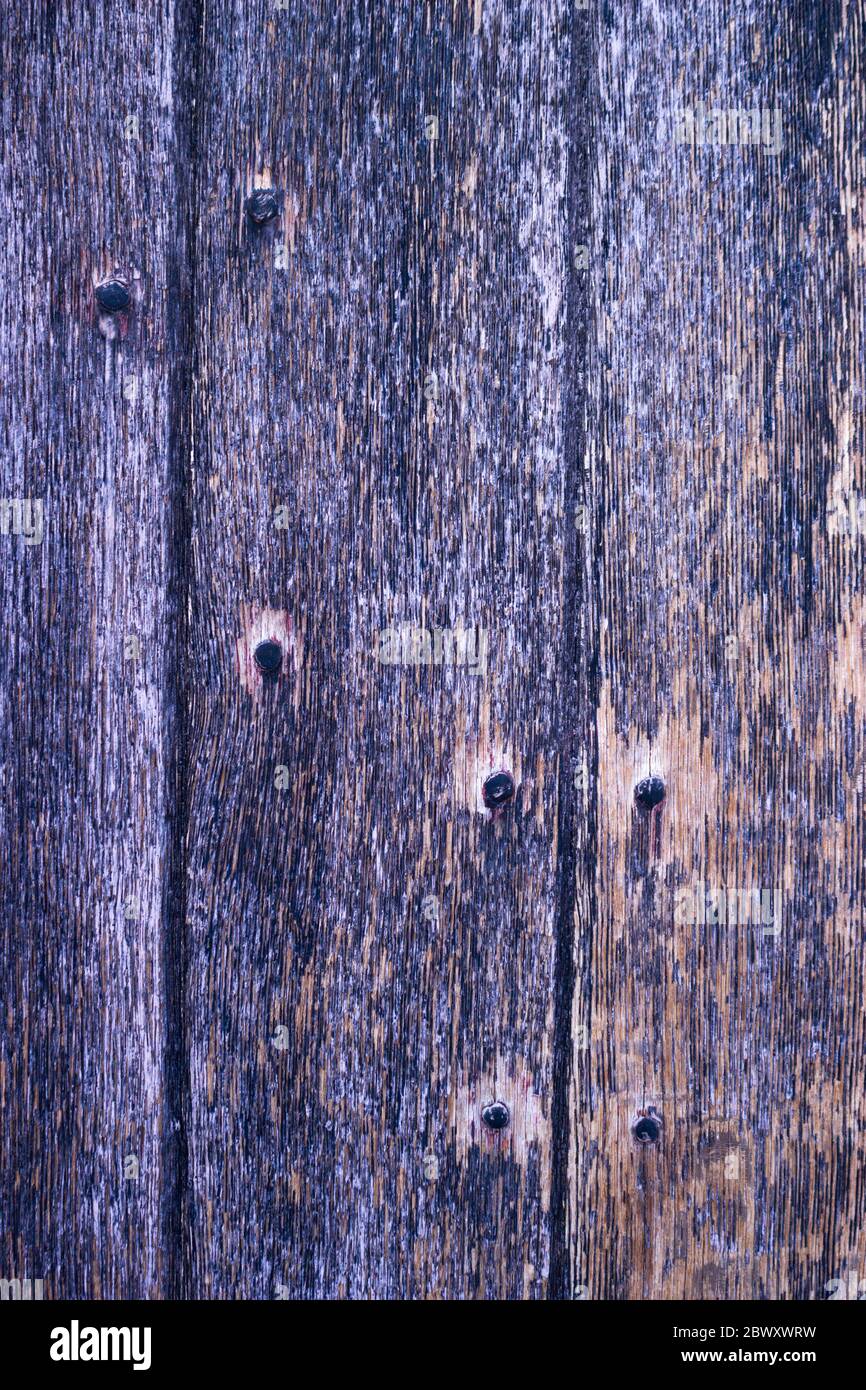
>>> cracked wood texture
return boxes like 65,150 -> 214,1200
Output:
3,0 -> 864,1304
570,0 -> 866,1300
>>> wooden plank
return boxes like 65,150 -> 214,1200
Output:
570,0 -> 866,1299
5,0 -> 862,1308
0,2 -> 193,1297
184,0 -> 577,1297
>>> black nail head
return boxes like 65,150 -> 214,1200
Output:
481,1101 -> 510,1132
482,770 -> 515,811
254,640 -> 283,675
245,190 -> 280,225
633,1115 -> 661,1145
95,279 -> 131,313
634,775 -> 666,811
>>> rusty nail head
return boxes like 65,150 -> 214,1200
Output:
632,1108 -> 662,1144
481,1100 -> 510,1132
245,189 -> 280,225
634,775 -> 666,811
95,278 -> 131,313
482,770 -> 515,811
254,640 -> 283,675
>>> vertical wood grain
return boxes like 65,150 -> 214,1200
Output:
0,1 -> 195,1296
3,0 -> 863,1305
571,0 -> 866,1300
184,0 -> 576,1297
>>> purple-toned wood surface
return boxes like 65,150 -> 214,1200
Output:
1,0 -> 863,1301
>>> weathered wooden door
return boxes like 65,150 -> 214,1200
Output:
2,0 -> 864,1302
